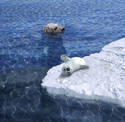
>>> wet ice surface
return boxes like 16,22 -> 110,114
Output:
42,38 -> 125,107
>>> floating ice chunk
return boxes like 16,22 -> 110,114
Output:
41,38 -> 125,107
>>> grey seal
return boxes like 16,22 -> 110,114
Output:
43,23 -> 65,34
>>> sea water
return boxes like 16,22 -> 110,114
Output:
0,0 -> 125,121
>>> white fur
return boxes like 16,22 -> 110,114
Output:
61,55 -> 70,62
61,55 -> 87,76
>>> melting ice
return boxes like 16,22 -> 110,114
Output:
41,38 -> 125,107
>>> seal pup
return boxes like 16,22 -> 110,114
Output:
61,55 -> 88,76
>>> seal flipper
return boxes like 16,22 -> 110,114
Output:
60,55 -> 70,62
80,64 -> 89,69
80,59 -> 89,69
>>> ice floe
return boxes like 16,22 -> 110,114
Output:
41,38 -> 125,107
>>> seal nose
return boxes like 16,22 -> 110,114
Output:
66,68 -> 70,71
61,27 -> 65,31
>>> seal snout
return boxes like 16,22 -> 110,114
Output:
61,27 -> 65,31
63,67 -> 70,72
62,66 -> 71,76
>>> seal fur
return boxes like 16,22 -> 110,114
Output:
61,55 -> 88,76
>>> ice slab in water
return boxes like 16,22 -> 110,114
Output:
41,38 -> 125,107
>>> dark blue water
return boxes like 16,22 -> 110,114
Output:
0,0 -> 125,121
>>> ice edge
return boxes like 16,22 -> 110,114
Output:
41,38 -> 125,107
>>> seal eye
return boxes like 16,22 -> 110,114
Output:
63,68 -> 66,71
66,68 -> 70,71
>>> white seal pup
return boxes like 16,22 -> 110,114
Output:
43,23 -> 65,34
61,55 -> 88,76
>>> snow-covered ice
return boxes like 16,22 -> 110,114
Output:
41,38 -> 125,107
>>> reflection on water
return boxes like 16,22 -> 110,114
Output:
44,34 -> 66,68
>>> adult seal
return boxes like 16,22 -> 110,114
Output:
61,55 -> 88,76
43,23 -> 65,34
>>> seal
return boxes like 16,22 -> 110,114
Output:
43,23 -> 65,34
61,55 -> 88,76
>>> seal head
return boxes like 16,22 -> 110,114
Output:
43,23 -> 65,35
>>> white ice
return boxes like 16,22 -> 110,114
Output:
41,38 -> 125,107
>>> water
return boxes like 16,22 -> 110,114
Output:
0,0 -> 125,121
